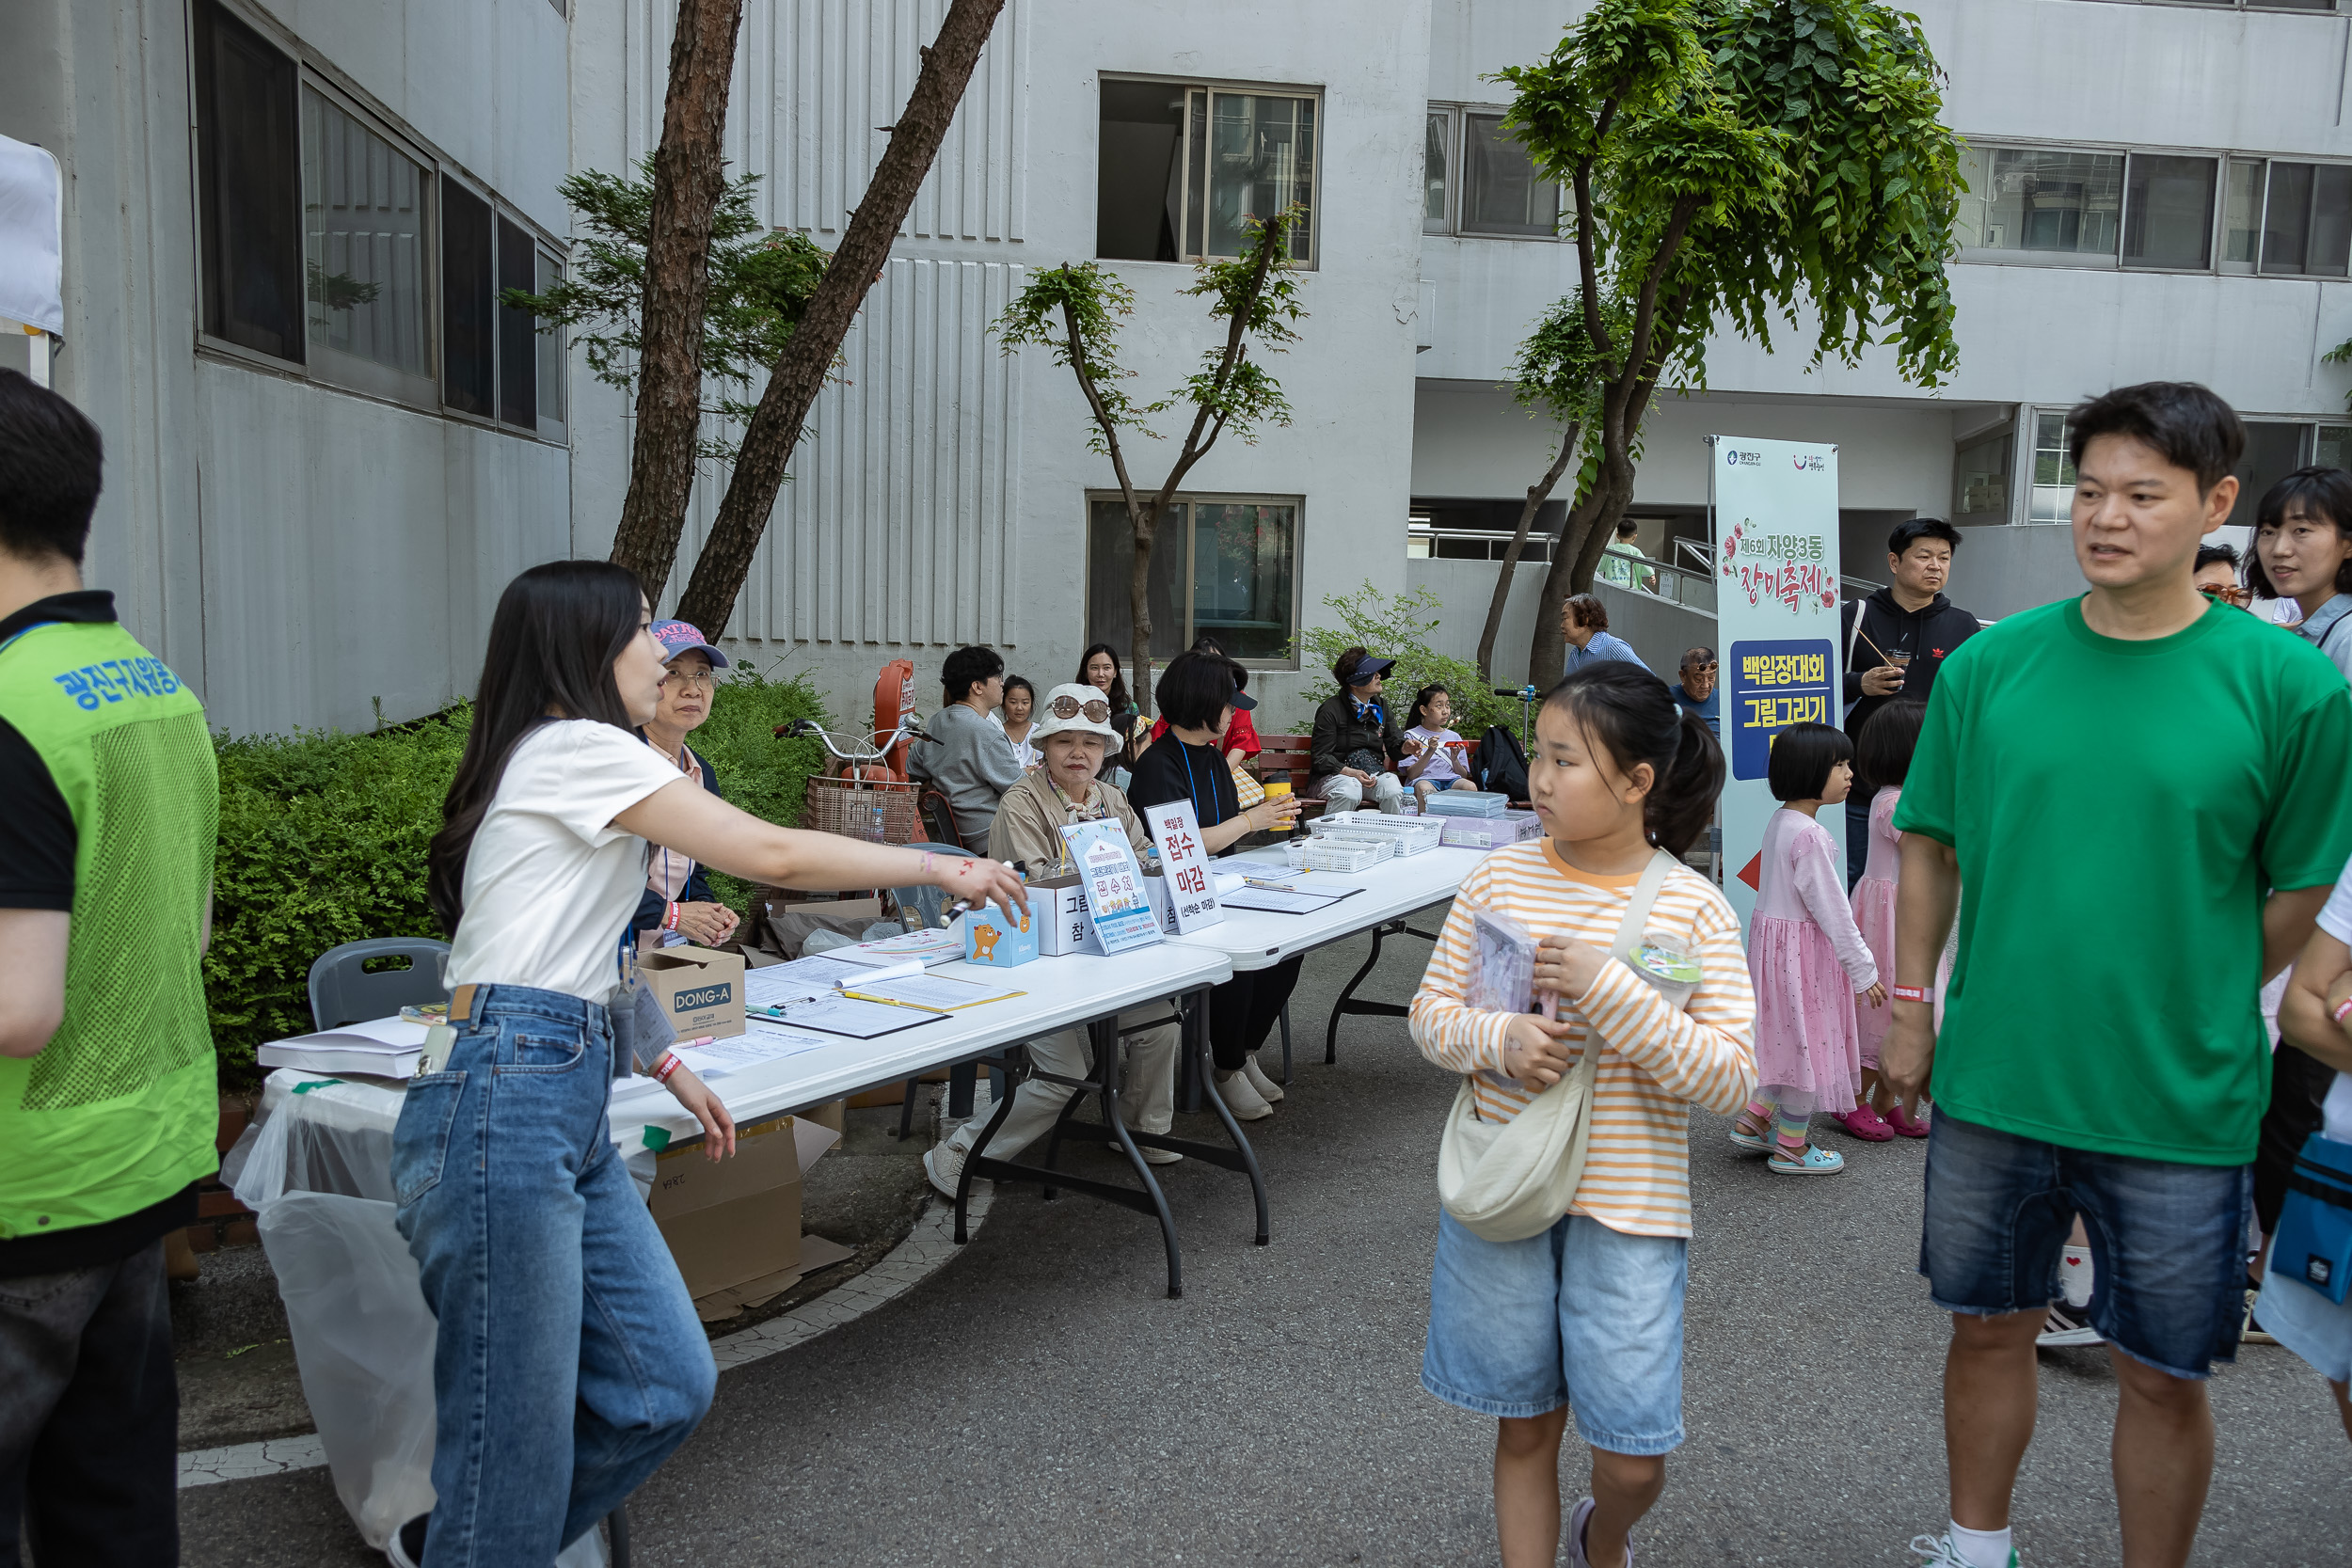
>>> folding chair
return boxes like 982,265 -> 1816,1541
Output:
306,937 -> 452,1031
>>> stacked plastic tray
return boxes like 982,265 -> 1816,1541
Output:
1296,833 -> 1398,873
1307,811 -> 1444,855
1422,790 -> 1510,818
1438,811 -> 1545,849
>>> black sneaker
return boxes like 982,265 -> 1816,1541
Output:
385,1513 -> 430,1568
2035,1303 -> 2102,1347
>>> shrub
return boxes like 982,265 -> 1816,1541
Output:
203,668 -> 830,1084
1292,581 -> 1522,743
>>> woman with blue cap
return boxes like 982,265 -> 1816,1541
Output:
631,620 -> 739,948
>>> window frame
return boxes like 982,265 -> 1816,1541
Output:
186,0 -> 570,444
1422,103 -> 1564,242
1084,489 -> 1306,671
1096,72 -> 1323,270
1957,135 -> 2352,280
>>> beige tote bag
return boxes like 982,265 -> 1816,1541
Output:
1437,848 -> 1678,1243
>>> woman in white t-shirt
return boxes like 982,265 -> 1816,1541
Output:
386,562 -> 1025,1568
2267,854 -> 2352,1446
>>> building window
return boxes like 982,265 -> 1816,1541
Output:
1952,425 -> 2013,526
441,182 -> 496,418
1957,146 -> 2123,263
1097,78 -> 1315,266
534,248 -> 567,432
301,87 -> 433,404
193,0 -> 305,362
1088,496 -> 1297,663
2028,413 -> 2077,525
1424,106 -> 1561,239
2260,161 -> 2352,277
2122,153 -> 2217,270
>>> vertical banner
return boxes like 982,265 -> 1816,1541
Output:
1143,800 -> 1224,932
1711,436 -> 1841,927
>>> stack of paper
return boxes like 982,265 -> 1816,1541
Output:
256,1016 -> 429,1078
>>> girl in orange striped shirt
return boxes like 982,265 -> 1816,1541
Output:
1411,664 -> 1757,1568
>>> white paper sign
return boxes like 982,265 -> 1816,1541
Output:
1711,435 -> 1843,927
1142,800 -> 1224,932
1060,820 -> 1163,953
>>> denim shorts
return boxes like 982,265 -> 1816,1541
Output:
1422,1209 -> 1688,1455
1920,1111 -> 2251,1380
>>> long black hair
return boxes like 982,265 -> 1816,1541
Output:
1077,641 -> 1136,762
1855,699 -> 1927,790
428,561 -> 646,933
1543,662 -> 1724,857
2247,466 -> 2352,602
1407,684 -> 1450,732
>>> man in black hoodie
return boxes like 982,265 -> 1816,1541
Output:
1842,517 -> 1979,885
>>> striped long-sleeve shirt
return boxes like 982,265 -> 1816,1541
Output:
1409,840 -> 1758,1237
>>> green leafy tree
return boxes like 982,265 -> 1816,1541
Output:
1502,0 -> 1963,686
1295,582 -> 1519,744
993,209 -> 1307,712
503,162 -> 829,464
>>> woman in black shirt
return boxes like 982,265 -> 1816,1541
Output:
1125,652 -> 1303,1121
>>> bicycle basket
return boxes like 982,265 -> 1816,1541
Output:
803,774 -> 920,846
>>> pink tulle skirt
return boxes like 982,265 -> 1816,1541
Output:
1746,914 -> 1864,1115
1851,877 -> 1898,1070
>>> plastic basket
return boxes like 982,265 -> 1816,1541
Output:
803,774 -> 920,845
1297,834 -> 1397,873
1308,812 -> 1443,855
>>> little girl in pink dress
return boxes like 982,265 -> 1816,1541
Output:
1846,701 -> 1931,1139
1732,723 -> 1884,1175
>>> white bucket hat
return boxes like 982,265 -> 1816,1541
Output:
1027,682 -> 1125,746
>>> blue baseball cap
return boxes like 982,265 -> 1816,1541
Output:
651,620 -> 729,669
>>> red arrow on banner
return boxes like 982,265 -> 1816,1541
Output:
1737,851 -> 1763,892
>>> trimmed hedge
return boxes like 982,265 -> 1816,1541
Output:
205,670 -> 831,1083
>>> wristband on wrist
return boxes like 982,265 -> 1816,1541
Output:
1891,985 -> 1930,1005
662,901 -> 681,932
2332,996 -> 2352,1028
653,1051 -> 682,1084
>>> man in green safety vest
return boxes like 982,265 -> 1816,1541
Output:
0,370 -> 219,1562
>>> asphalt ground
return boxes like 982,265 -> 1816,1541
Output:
178,930 -> 2352,1566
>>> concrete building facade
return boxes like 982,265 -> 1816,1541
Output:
8,0 -> 2349,735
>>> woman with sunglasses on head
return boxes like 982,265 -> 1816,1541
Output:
629,620 -> 740,950
923,683 -> 1187,1195
386,562 -> 1026,1568
2250,467 -> 2352,676
1126,651 -> 1304,1121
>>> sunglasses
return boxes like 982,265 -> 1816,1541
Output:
1047,694 -> 1113,722
2198,583 -> 2252,607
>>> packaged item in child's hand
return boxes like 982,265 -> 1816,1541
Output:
1468,907 -> 1538,1015
1626,936 -> 1701,1009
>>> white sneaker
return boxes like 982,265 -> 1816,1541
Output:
922,1141 -> 965,1198
1910,1532 -> 2020,1567
1241,1053 -> 1285,1103
1108,1136 -> 1184,1165
1215,1068 -> 1275,1121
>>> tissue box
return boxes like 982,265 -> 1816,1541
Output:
1030,876 -> 1104,956
962,899 -> 1040,966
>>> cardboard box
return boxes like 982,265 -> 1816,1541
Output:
648,1113 -> 850,1318
1030,876 -> 1104,957
962,899 -> 1040,966
638,944 -> 746,1040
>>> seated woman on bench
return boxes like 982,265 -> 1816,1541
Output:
921,683 -> 1185,1197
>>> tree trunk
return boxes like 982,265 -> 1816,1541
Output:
675,0 -> 1008,636
1128,499 -> 1159,721
1525,483 -> 1613,687
607,0 -> 745,603
1525,371 -> 1666,687
1475,420 -> 1580,683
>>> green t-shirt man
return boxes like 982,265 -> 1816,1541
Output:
1894,594 -> 2352,1164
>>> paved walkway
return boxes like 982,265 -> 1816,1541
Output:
177,939 -> 2352,1566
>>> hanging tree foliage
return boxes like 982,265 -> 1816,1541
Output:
993,209 -> 1306,713
1502,0 -> 1962,685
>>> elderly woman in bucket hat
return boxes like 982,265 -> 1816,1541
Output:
631,619 -> 741,949
921,683 -> 1185,1197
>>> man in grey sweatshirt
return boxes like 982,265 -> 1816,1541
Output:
908,644 -> 1025,854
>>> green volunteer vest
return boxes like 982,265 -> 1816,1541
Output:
0,618 -> 219,1240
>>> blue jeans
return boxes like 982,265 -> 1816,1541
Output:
1422,1210 -> 1689,1455
1920,1111 -> 2250,1380
393,986 -> 714,1563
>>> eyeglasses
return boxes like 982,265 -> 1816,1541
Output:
2197,583 -> 2252,607
660,668 -> 717,690
1047,694 -> 1112,722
